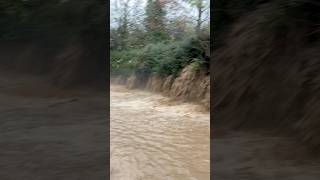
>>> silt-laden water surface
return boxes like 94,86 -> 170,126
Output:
110,85 -> 210,180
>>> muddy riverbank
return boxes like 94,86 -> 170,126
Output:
111,65 -> 210,110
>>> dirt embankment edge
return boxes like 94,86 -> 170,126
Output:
111,65 -> 210,110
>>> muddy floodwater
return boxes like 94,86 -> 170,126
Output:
110,85 -> 210,180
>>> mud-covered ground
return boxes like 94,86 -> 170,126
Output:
0,71 -> 107,179
213,130 -> 320,180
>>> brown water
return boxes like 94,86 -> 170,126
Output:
110,85 -> 210,180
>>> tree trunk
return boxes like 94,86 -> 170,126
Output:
196,4 -> 202,35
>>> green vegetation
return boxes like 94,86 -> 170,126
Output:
111,36 -> 208,77
111,0 -> 210,77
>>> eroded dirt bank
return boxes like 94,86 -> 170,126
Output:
111,65 -> 210,110
0,71 -> 107,179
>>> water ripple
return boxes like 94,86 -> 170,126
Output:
111,85 -> 209,180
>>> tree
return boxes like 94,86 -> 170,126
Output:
144,0 -> 169,42
184,0 -> 209,35
111,0 -> 132,50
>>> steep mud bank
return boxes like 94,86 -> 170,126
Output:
112,65 -> 210,110
111,76 -> 128,85
169,66 -> 210,108
146,75 -> 164,92
212,3 -> 320,149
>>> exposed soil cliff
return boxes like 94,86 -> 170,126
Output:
169,66 -> 210,108
112,65 -> 210,110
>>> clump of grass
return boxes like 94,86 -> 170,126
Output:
190,58 -> 205,72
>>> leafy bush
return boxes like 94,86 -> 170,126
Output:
110,49 -> 141,76
111,37 -> 208,77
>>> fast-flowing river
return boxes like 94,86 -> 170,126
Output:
110,85 -> 210,180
